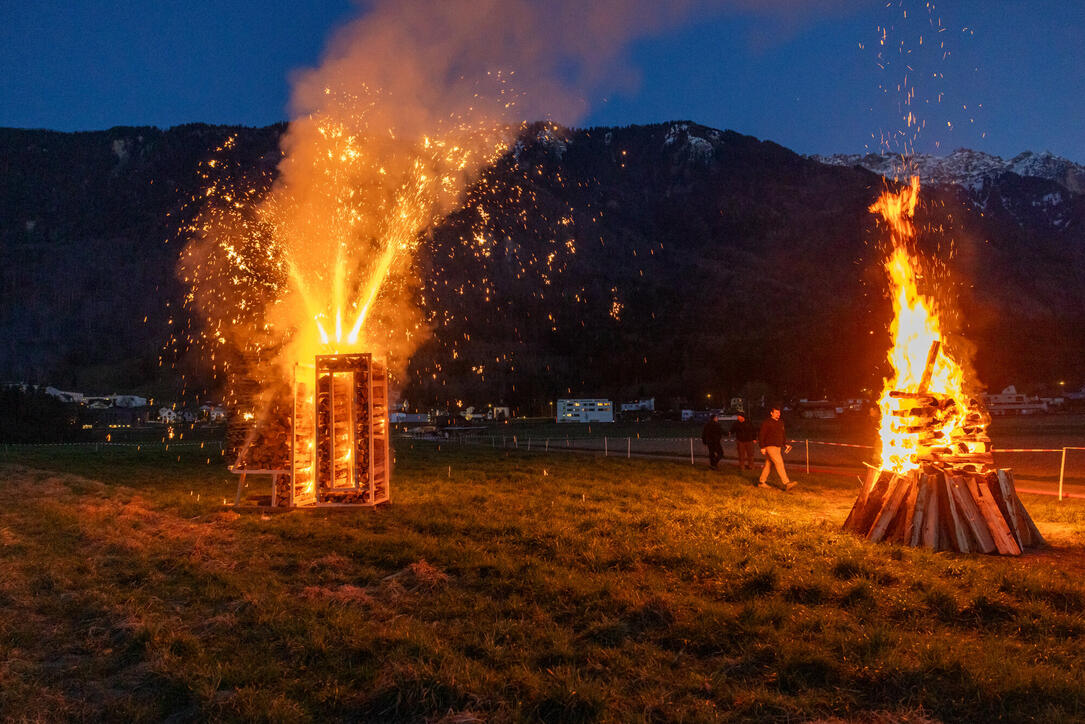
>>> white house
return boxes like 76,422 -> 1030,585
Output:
111,394 -> 148,408
44,387 -> 83,404
982,386 -> 1047,415
557,399 -> 614,423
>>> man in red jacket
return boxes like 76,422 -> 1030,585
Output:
758,405 -> 796,490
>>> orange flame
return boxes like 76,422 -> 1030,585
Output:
873,177 -> 988,473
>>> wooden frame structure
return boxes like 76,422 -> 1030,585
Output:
274,353 -> 390,507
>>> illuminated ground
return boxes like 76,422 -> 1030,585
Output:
2,442 -> 1085,721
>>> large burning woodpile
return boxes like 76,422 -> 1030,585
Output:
228,353 -> 390,507
846,178 -> 1044,555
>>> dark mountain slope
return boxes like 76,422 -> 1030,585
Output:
1,121 -> 1081,408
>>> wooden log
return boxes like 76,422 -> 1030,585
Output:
909,474 -> 932,546
850,470 -> 891,535
948,477 -> 996,554
973,479 -> 1021,555
917,340 -> 941,392
1011,483 -> 1047,548
991,470 -> 1025,549
843,467 -> 881,533
889,391 -> 937,402
869,474 -> 908,541
921,474 -> 941,549
894,476 -> 920,543
938,473 -> 973,553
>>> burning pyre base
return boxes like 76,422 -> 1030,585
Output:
228,352 -> 390,508
843,466 -> 1044,555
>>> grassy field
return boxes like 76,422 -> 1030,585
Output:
3,442 -> 1085,721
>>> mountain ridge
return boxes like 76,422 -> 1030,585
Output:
1,121 -> 1082,409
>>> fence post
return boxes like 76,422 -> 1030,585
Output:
514,435 -> 518,449
604,436 -> 608,456
690,438 -> 694,465
627,437 -> 631,459
806,439 -> 810,474
527,437 -> 531,451
1059,447 -> 1068,501
545,439 -> 549,452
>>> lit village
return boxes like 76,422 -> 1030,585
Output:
3,2 -> 1085,721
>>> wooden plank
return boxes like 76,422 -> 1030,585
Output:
948,477 -> 995,554
974,480 -> 1021,555
890,476 -> 919,543
939,474 -> 973,553
842,497 -> 868,533
992,470 -> 1025,549
858,466 -> 880,506
842,467 -> 881,533
899,476 -> 920,537
909,475 -> 932,546
921,474 -> 941,549
917,340 -> 941,392
869,474 -> 909,542
852,471 -> 890,536
1012,485 -> 1047,548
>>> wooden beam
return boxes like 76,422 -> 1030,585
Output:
948,476 -> 995,554
973,479 -> 1021,556
917,340 -> 941,393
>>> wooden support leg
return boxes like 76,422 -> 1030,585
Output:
235,472 -> 247,506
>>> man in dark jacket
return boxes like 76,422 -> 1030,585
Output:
730,413 -> 757,470
758,405 -> 796,490
701,414 -> 724,470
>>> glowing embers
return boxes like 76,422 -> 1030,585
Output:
284,353 -> 390,507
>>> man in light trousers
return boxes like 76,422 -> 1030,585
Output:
758,405 -> 796,491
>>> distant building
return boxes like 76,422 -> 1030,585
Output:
983,386 -> 1047,415
111,394 -> 148,408
44,387 -> 83,404
199,403 -> 227,421
390,412 -> 430,423
798,400 -> 845,419
557,399 -> 614,423
621,398 -> 655,413
681,409 -> 734,423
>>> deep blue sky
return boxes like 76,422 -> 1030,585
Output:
2,0 -> 1081,161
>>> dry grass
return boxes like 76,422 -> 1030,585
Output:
2,442 -> 1085,721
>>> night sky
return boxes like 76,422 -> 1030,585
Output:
2,0 -> 1082,161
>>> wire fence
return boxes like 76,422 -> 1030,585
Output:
418,432 -> 1085,500
5,436 -> 1084,501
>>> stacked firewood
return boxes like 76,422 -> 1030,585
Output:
847,341 -> 1043,554
843,467 -> 1044,555
225,351 -> 291,471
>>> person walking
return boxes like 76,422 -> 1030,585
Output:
730,412 -> 757,470
701,414 -> 724,470
758,405 -> 796,490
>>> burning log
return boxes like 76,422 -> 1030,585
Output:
844,468 -> 1044,554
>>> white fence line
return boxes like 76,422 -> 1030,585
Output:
412,433 -> 1085,499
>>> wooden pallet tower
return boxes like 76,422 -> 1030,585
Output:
279,353 -> 390,507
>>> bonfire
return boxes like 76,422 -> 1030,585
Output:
844,178 -> 1044,554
